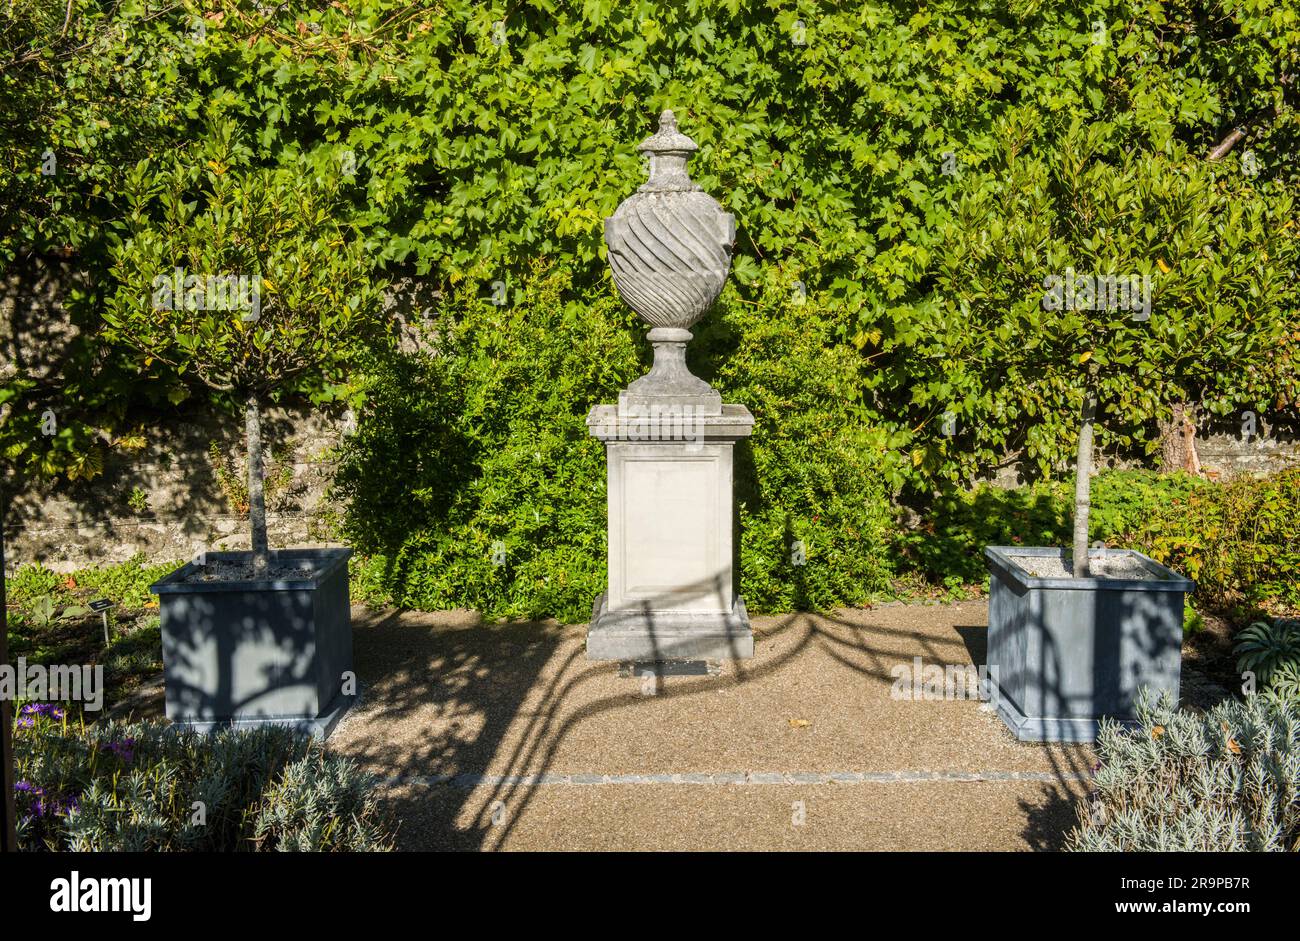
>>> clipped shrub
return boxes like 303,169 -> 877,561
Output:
336,263 -> 642,623
1128,468 -> 1300,613
337,264 -> 896,620
12,711 -> 395,851
703,275 -> 896,611
1067,692 -> 1300,852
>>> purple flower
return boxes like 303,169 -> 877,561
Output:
19,702 -> 66,721
18,783 -> 78,819
100,738 -> 137,763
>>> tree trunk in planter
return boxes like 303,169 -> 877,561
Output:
246,395 -> 269,575
1158,401 -> 1201,476
1073,390 -> 1097,578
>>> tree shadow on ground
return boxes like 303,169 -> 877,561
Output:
334,602 -> 1093,851
1019,785 -> 1086,851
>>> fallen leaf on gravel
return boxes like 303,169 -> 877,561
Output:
788,718 -> 810,728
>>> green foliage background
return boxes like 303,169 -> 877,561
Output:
3,0 -> 1298,618
896,467 -> 1300,615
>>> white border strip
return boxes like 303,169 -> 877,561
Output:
380,770 -> 1091,788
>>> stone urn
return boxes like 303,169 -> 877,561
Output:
586,110 -> 754,663
604,110 -> 735,416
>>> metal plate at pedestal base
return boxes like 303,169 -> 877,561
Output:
586,593 -> 753,661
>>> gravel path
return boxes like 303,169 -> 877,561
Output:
328,600 -> 1094,851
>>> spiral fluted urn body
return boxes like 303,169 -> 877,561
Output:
604,111 -> 735,330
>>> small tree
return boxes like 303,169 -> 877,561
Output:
104,124 -> 385,574
898,115 -> 1297,577
890,116 -> 1296,519
1051,138 -> 1297,578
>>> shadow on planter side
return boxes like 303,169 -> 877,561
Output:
984,546 -> 1192,743
149,548 -> 354,740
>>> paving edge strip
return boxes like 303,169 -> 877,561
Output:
377,771 -> 1092,788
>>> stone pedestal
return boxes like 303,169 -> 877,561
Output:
588,108 -> 751,662
586,404 -> 753,660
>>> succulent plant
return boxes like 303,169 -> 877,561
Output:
1235,619 -> 1300,689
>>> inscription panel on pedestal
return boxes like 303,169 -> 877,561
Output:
608,443 -> 733,614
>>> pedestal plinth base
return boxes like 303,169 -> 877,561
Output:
586,593 -> 753,661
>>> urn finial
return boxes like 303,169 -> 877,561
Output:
636,110 -> 701,192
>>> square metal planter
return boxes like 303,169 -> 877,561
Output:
149,548 -> 354,740
984,546 -> 1192,743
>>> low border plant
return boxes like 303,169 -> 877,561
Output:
1068,691 -> 1300,852
12,711 -> 396,851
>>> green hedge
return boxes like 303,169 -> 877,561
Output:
897,468 -> 1300,615
336,264 -> 640,621
336,265 -> 895,621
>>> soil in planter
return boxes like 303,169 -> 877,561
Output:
1007,552 -> 1160,580
182,560 -> 318,583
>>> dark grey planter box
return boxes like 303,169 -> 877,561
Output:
149,548 -> 354,740
984,546 -> 1192,743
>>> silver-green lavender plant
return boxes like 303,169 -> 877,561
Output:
1068,690 -> 1300,852
13,714 -> 396,851
252,754 -> 397,851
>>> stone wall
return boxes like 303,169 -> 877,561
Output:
4,404 -> 347,573
1194,418 -> 1300,479
981,419 -> 1299,489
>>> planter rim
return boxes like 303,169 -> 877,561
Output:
149,547 -> 352,595
984,545 -> 1193,592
